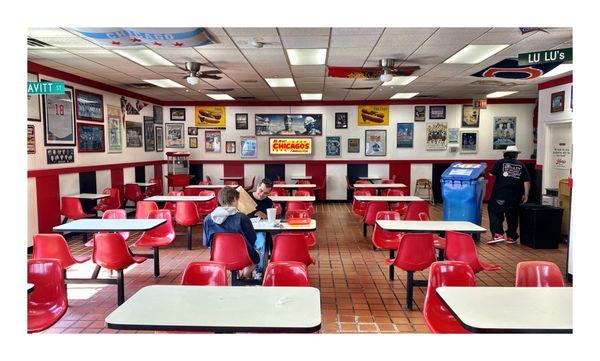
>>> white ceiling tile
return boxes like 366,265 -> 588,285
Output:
330,35 -> 381,48
29,28 -> 78,38
278,28 -> 331,36
331,28 -> 384,36
327,47 -> 372,66
291,65 -> 327,77
232,36 -> 282,49
225,28 -> 279,37
423,28 -> 491,46
281,36 -> 330,49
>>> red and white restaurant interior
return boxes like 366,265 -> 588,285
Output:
19,15 -> 592,352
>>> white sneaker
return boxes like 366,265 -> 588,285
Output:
487,234 -> 506,244
505,237 -> 517,244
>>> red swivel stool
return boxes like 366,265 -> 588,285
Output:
134,201 -> 159,220
362,201 -> 388,238
271,233 -> 315,266
124,183 -> 145,208
32,234 -> 91,279
133,210 -> 176,277
181,261 -> 228,286
27,259 -> 68,333
262,261 -> 310,287
145,178 -> 163,197
175,202 -> 202,250
371,211 -> 404,280
94,188 -> 120,212
61,196 -> 96,244
351,189 -> 371,217
210,233 -> 255,284
515,261 -> 565,287
403,201 -> 430,221
445,231 -> 501,273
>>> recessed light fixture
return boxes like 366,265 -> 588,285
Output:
540,63 -> 573,78
206,94 -> 235,101
390,92 -> 419,99
142,79 -> 184,88
301,93 -> 322,100
113,49 -> 174,66
444,44 -> 509,64
487,91 -> 518,98
382,76 -> 418,86
286,49 -> 327,65
265,78 -> 295,87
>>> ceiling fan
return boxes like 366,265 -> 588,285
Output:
178,61 -> 222,85
327,58 -> 420,82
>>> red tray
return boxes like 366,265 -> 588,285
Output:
287,218 -> 311,225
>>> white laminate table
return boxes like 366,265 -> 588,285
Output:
354,195 -> 423,203
270,196 -> 316,202
376,220 -> 486,233
66,193 -> 110,200
436,287 -> 573,333
186,184 -> 226,189
353,183 -> 406,189
358,176 -> 382,183
144,195 -> 214,202
273,184 -> 317,189
251,219 -> 317,232
220,177 -> 244,181
134,182 -> 156,187
53,219 -> 166,233
291,175 -> 312,180
105,285 -> 322,333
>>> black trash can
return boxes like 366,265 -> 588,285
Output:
519,204 -> 564,249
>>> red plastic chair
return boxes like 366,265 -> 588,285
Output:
270,188 -> 288,197
124,183 -> 145,208
293,190 -> 315,215
404,201 -> 430,221
284,210 -> 316,247
168,174 -> 190,191
271,233 -> 315,266
60,197 -> 95,223
313,177 -> 326,200
175,202 -> 202,250
262,261 -> 310,287
133,210 -> 176,277
33,233 -> 90,272
297,180 -> 311,185
362,201 -> 389,237
225,180 -> 240,186
380,180 -> 394,196
85,209 -> 130,247
197,181 -> 211,186
181,261 -> 228,286
183,187 -> 201,196
94,188 -> 120,212
273,180 -> 285,185
371,211 -> 404,280
27,259 -> 68,333
445,231 -> 501,273
424,261 -> 476,333
210,233 -> 254,282
243,176 -> 256,191
205,176 -> 213,184
351,189 -> 371,217
515,261 -> 565,287
196,190 -> 219,216
274,203 -> 282,217
387,189 -> 408,216
391,174 -> 397,182
417,212 -> 446,254
144,178 -> 163,197
114,187 -> 125,208
163,191 -> 183,217
387,233 -> 437,310
134,201 -> 158,219
93,233 -> 146,305
287,201 -> 309,213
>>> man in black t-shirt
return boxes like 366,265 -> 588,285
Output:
487,146 -> 531,244
248,178 -> 274,218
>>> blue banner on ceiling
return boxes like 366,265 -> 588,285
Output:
74,28 -> 216,47
470,58 -> 562,79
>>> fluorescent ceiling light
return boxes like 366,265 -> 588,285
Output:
382,76 -> 418,86
286,49 -> 327,65
301,93 -> 322,100
444,44 -> 509,64
487,91 -> 518,98
113,49 -> 174,66
143,79 -> 184,88
541,63 -> 573,78
265,78 -> 295,87
390,92 -> 419,99
206,93 -> 235,100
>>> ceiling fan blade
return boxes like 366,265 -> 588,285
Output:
201,70 -> 222,75
199,74 -> 222,80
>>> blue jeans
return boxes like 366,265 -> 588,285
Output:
254,232 -> 267,272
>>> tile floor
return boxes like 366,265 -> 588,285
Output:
35,202 -> 568,334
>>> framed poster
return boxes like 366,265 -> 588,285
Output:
269,138 -> 313,155
460,130 -> 478,153
335,112 -> 348,129
358,105 -> 389,126
195,106 -> 226,129
226,141 -> 236,154
205,131 -> 221,152
27,125 -> 35,154
448,128 -> 459,143
414,106 -> 426,122
429,106 -> 446,120
27,73 -> 41,121
240,136 -> 257,158
570,86 -> 573,110
493,117 -> 516,150
106,105 -> 123,153
153,105 -> 163,124
551,91 -> 565,113
165,123 -> 184,148
170,107 -> 186,121
365,129 -> 386,156
120,96 -> 148,117
255,114 -> 322,136
425,122 -> 448,150
125,121 -> 143,148
348,138 -> 360,153
396,123 -> 414,148
189,137 -> 198,148
75,89 -> 104,122
155,125 -> 163,152
144,116 -> 155,151
43,85 -> 76,146
462,105 -> 480,127
46,148 -> 74,164
235,113 -> 249,129
326,136 -> 341,157
188,127 -> 198,136
77,123 -> 105,152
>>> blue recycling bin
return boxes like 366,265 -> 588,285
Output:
441,162 -> 488,227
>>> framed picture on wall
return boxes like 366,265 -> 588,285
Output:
396,123 -> 414,148
335,112 -> 348,129
462,105 -> 480,127
125,121 -> 143,148
414,106 -> 426,122
155,125 -> 163,152
348,138 -> 360,153
75,89 -> 104,122
144,116 -> 155,152
460,130 -> 478,153
226,141 -> 236,154
205,131 -> 221,152
425,122 -> 448,150
240,136 -> 257,158
27,125 -> 35,154
170,108 -> 186,121
326,136 -> 341,157
551,91 -> 565,113
189,137 -> 198,148
429,106 -> 446,119
46,148 -> 74,164
43,85 -> 76,146
153,105 -> 163,124
106,105 -> 123,153
77,122 -> 105,152
235,113 -> 249,129
365,129 -> 386,156
255,114 -> 322,136
493,116 -> 516,150
165,123 -> 184,148
27,73 -> 41,121
448,128 -> 459,143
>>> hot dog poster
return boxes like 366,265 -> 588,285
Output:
357,105 -> 389,126
195,106 -> 226,129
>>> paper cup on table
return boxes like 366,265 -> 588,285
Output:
267,208 -> 277,224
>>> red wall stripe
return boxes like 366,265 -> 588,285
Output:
153,163 -> 163,181
35,175 -> 61,233
389,161 -> 412,195
538,74 -> 572,90
305,162 -> 327,200
110,167 -> 124,191
27,160 -> 166,178
223,162 -> 245,184
190,159 -> 536,165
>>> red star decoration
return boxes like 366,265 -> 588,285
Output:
131,37 -> 142,43
153,41 -> 163,46
173,42 -> 184,47
111,40 -> 121,45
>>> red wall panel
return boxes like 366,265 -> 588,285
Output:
389,161 -> 412,195
223,163 -> 244,178
305,162 -> 327,200
35,175 -> 61,233
110,167 -> 124,191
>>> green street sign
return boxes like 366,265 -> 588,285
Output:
518,48 -> 572,66
27,81 -> 65,95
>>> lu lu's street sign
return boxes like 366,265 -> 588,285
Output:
27,81 -> 65,95
518,48 -> 572,66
